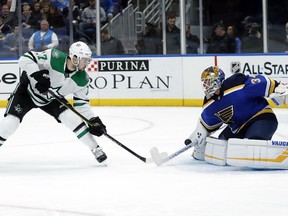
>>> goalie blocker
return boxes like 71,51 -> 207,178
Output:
204,137 -> 288,169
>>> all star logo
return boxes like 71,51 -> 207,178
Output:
14,104 -> 23,114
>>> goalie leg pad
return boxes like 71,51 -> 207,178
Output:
204,137 -> 228,166
227,138 -> 288,169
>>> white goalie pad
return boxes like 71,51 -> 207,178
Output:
204,137 -> 228,166
227,138 -> 288,169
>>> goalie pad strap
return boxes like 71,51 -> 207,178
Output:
227,138 -> 288,169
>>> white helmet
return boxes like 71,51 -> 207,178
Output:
69,41 -> 92,66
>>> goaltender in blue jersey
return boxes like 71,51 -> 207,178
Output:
185,66 -> 287,161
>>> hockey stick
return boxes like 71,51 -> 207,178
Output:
47,90 -> 165,163
150,139 -> 197,166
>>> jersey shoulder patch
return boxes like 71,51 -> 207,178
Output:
50,48 -> 67,73
71,71 -> 90,87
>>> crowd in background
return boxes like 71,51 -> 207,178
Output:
136,13 -> 267,55
0,0 -> 287,57
0,0 -> 128,57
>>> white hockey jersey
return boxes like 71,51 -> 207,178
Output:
18,48 -> 94,119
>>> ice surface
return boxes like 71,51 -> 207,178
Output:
0,107 -> 288,216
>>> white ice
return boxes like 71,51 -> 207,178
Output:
0,106 -> 288,216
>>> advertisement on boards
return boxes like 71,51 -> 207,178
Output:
0,54 -> 288,107
86,57 -> 183,100
0,61 -> 20,101
217,55 -> 288,82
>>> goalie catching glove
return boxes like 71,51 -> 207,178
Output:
89,117 -> 106,137
30,69 -> 51,94
270,82 -> 288,106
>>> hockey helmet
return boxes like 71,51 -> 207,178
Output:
201,66 -> 225,99
69,41 -> 92,67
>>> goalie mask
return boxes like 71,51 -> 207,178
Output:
201,66 -> 225,99
69,41 -> 92,69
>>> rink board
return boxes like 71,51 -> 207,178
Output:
0,54 -> 288,107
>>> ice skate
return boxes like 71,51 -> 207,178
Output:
92,146 -> 107,163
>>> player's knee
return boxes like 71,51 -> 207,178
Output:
0,115 -> 20,139
59,110 -> 84,131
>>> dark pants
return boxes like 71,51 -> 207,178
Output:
5,82 -> 67,123
218,114 -> 278,140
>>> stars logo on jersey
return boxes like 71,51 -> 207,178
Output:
52,50 -> 60,58
14,104 -> 23,114
215,105 -> 234,124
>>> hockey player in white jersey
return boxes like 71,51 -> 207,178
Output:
0,41 -> 107,163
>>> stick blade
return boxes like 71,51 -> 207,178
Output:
150,147 -> 164,166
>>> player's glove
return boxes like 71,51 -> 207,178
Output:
270,82 -> 288,106
89,117 -> 107,137
30,69 -> 51,94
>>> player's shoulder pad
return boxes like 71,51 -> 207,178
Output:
71,71 -> 90,87
221,73 -> 247,91
50,48 -> 68,72
51,48 -> 67,59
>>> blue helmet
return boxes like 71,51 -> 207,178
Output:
201,66 -> 225,99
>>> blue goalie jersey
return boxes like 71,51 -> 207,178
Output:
200,73 -> 277,134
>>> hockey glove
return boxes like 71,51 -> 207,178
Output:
270,82 -> 288,106
30,69 -> 51,94
89,117 -> 107,137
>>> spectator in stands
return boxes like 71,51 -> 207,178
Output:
28,19 -> 59,51
101,0 -> 113,22
206,22 -> 236,53
3,25 -> 25,55
283,22 -> 288,52
100,28 -> 124,55
51,0 -> 69,14
241,23 -> 263,53
112,0 -> 127,16
42,2 -> 64,28
63,0 -> 81,40
0,16 -> 11,35
226,25 -> 241,53
241,16 -> 259,38
27,2 -> 43,30
1,1 -> 17,29
165,13 -> 180,54
186,24 -> 200,54
22,3 -> 32,29
135,22 -> 162,54
0,32 -> 6,53
79,0 -> 107,41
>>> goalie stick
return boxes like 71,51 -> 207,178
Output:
47,90 -> 166,163
150,139 -> 197,166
